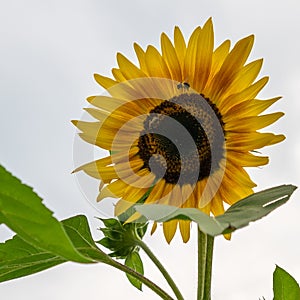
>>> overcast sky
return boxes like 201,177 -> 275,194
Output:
1,1 -> 300,299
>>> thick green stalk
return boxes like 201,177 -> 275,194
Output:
106,256 -> 174,300
204,234 -> 214,299
137,239 -> 185,300
197,229 -> 207,300
197,227 -> 214,300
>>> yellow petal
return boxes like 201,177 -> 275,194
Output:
222,34 -> 254,73
225,112 -> 284,132
193,18 -> 214,91
145,45 -> 171,78
208,35 -> 255,100
219,179 -> 253,205
144,180 -> 165,204
77,132 -> 106,149
161,32 -> 182,81
174,26 -> 186,70
224,97 -> 281,118
205,39 -> 230,88
220,77 -> 269,113
117,52 -> 147,79
270,134 -> 286,145
179,220 -> 191,243
72,120 -> 101,145
226,151 -> 269,167
226,132 -> 285,151
196,179 -> 212,211
123,185 -> 150,202
210,193 -> 225,216
112,68 -> 126,82
115,199 -> 135,216
183,26 -> 201,83
97,161 -> 144,183
181,184 -> 195,208
220,58 -> 263,99
133,43 -> 148,74
163,220 -> 178,244
94,74 -> 140,100
125,212 -> 143,223
126,169 -> 155,188
87,95 -> 128,111
170,184 -> 183,208
94,73 -> 118,89
224,161 -> 257,188
199,175 -> 222,209
224,233 -> 232,240
73,156 -> 111,178
83,108 -> 110,122
151,222 -> 157,235
100,107 -> 144,130
97,185 -> 116,201
72,120 -> 99,132
157,182 -> 174,205
98,179 -> 129,200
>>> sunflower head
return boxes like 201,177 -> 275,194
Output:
73,18 -> 285,243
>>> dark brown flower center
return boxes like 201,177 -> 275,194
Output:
138,93 -> 225,185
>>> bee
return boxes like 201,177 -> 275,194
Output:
177,82 -> 190,90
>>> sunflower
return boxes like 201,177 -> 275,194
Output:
73,18 -> 285,243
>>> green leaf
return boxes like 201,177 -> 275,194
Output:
136,204 -> 225,235
125,251 -> 144,291
273,266 -> 300,300
0,165 -> 91,263
135,185 -> 297,236
61,215 -> 109,262
0,235 -> 64,283
0,215 -> 109,283
216,185 -> 297,233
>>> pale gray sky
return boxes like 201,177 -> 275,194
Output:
1,1 -> 300,299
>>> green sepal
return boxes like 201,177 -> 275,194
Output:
273,265 -> 300,300
97,218 -> 148,259
125,251 -> 144,291
100,227 -> 124,241
135,185 -> 297,236
101,218 -> 120,227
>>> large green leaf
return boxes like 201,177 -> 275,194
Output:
0,215 -> 109,283
216,185 -> 297,233
135,185 -> 297,236
273,266 -> 300,300
0,165 -> 91,262
0,235 -> 64,283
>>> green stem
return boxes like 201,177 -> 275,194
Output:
197,227 -> 214,300
107,256 -> 174,300
136,239 -> 185,300
197,229 -> 207,300
204,234 -> 214,299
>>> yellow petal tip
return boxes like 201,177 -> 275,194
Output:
71,120 -> 78,127
224,233 -> 232,240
